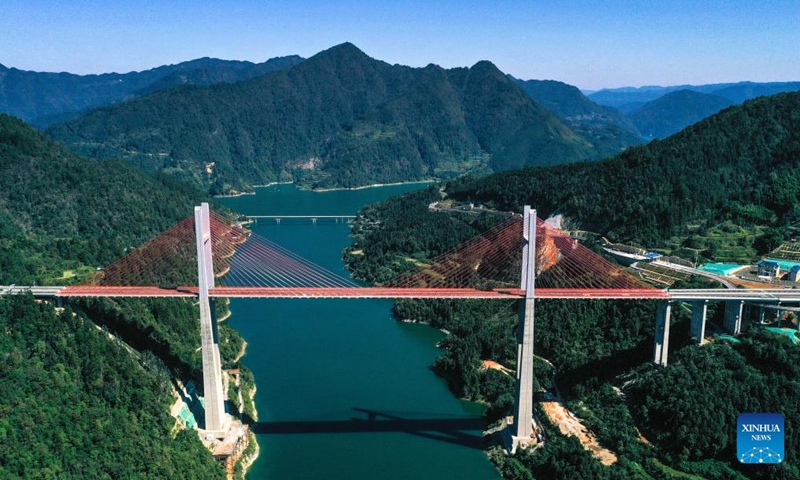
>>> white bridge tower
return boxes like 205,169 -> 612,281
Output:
195,203 -> 227,435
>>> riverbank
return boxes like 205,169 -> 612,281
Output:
400,317 -> 451,335
222,309 -> 257,478
233,340 -> 247,364
214,182 -> 294,198
215,179 -> 434,197
237,433 -> 260,479
311,179 -> 436,192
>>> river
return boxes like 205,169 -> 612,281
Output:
220,184 -> 500,480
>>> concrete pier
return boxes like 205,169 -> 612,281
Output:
653,300 -> 672,366
690,300 -> 707,344
723,300 -> 744,335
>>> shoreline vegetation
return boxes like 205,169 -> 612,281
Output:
214,179 -> 437,198
213,181 -> 294,198
310,179 -> 436,192
218,295 -> 261,478
218,301 -> 256,477
232,339 -> 247,364
399,317 -> 451,335
237,434 -> 259,479
218,309 -> 232,323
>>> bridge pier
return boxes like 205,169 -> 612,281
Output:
723,300 -> 744,335
690,300 -> 707,344
510,206 -> 539,453
653,300 -> 672,366
195,203 -> 227,436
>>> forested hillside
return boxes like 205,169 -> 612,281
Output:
628,89 -> 735,139
132,55 -> 303,97
629,330 -> 800,479
0,114 -> 205,284
448,92 -> 800,249
0,113 -> 243,378
588,81 -> 800,112
48,43 -> 620,194
0,116 -> 237,477
345,93 -> 800,479
0,295 -> 226,479
343,188 -> 774,479
0,56 -> 303,128
513,78 -> 643,151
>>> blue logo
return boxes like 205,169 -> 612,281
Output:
737,413 -> 784,464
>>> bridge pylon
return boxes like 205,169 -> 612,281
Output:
653,300 -> 672,366
195,203 -> 227,435
509,206 -> 540,453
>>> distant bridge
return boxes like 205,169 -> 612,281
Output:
245,215 -> 355,224
246,215 -> 356,218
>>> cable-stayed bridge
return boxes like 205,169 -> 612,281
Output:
2,203 -> 797,451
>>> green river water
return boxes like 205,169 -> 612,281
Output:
220,184 -> 500,480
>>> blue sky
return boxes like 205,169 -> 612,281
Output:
1,0 -> 797,90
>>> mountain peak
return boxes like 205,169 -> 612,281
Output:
299,42 -> 381,75
318,42 -> 369,59
466,60 -> 509,84
48,43 -> 607,193
470,60 -> 501,72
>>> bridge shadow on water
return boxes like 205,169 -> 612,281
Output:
249,408 -> 487,450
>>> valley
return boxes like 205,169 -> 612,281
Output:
1,23 -> 799,480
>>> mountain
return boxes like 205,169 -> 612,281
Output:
48,43 -> 625,194
0,294 -> 227,479
587,86 -> 680,113
512,77 -> 643,150
344,92 -> 800,479
448,91 -> 800,247
627,89 -> 735,139
0,56 -> 303,127
0,113 -> 204,284
589,81 -> 800,113
0,115 -> 237,477
132,55 -> 304,96
711,81 -> 800,103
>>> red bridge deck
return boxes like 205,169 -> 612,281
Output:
57,285 -> 668,300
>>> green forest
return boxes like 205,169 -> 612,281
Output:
448,92 -> 800,255
0,115 -> 238,477
626,89 -> 735,139
513,78 -> 643,151
47,43 -> 627,194
3,56 -> 800,479
0,294 -> 225,479
345,186 -> 507,283
0,114 -> 207,285
344,94 -> 800,480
